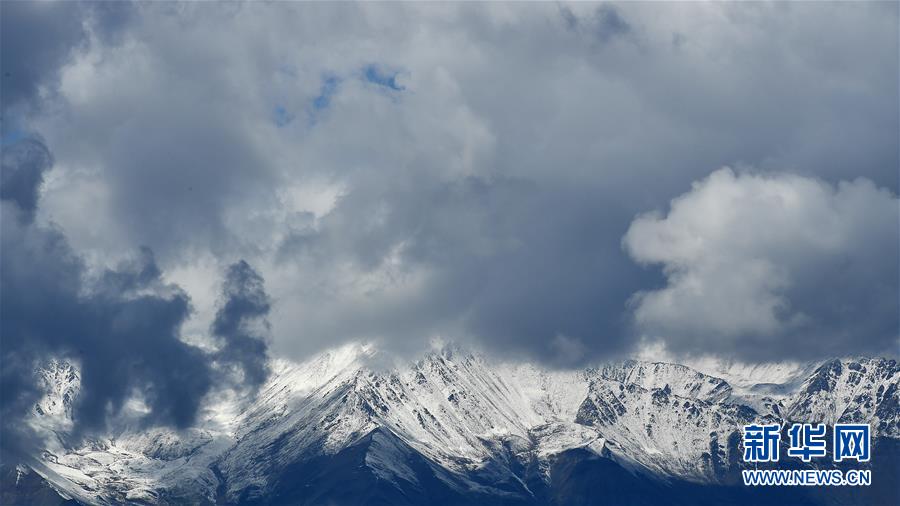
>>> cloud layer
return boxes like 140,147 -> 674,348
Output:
1,0 -> 897,404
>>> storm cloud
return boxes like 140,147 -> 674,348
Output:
0,137 -> 52,219
0,1 -> 132,117
2,0 -> 897,390
0,137 -> 270,452
212,260 -> 272,390
1,1 -> 84,113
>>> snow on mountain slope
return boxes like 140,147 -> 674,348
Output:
594,361 -> 733,403
24,362 -> 234,504
786,358 -> 899,436
29,427 -> 231,505
18,346 -> 900,505
680,357 -> 822,398
573,374 -> 757,481
33,359 -> 80,420
218,345 -> 571,501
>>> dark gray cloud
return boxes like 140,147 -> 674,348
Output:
278,174 -> 661,365
2,1 -> 898,373
0,138 -> 270,453
0,1 -> 83,113
1,179 -> 208,435
0,137 -> 51,220
0,1 -> 133,116
558,3 -> 631,37
212,260 -> 271,389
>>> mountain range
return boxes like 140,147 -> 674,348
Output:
3,343 -> 898,505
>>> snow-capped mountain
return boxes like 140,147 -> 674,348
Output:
6,344 -> 899,505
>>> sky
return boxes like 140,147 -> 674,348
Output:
1,1 -> 898,437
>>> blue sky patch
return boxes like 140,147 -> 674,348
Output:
312,75 -> 340,111
272,105 -> 294,127
362,64 -> 404,91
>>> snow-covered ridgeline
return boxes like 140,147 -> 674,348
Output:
20,344 -> 900,505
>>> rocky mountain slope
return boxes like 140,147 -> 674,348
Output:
5,345 -> 899,505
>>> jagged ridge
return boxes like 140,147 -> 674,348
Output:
14,345 -> 900,505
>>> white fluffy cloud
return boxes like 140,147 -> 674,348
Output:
624,168 -> 899,359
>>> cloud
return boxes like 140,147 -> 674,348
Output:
0,1 -> 132,116
273,174 -> 653,365
568,4 -> 632,43
0,1 -> 84,113
0,137 -> 52,220
623,168 -> 899,360
4,1 -> 898,370
1,185 -> 208,437
0,137 -> 271,453
211,260 -> 272,390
